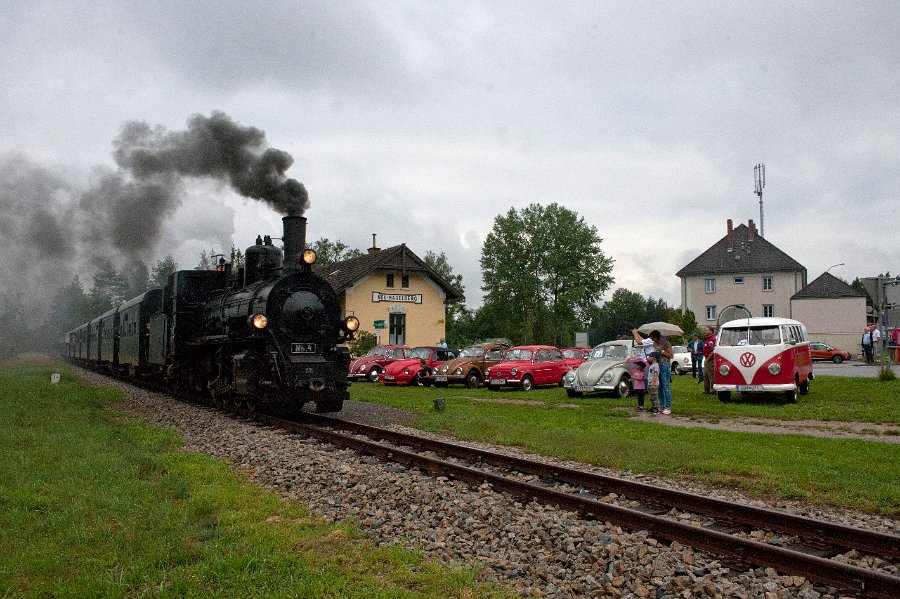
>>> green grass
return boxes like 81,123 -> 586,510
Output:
0,364 -> 506,598
353,375 -> 900,515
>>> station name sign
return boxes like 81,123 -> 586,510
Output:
372,292 -> 422,304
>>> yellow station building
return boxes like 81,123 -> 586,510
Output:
323,242 -> 464,347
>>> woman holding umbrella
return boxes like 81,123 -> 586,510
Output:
632,324 -> 677,414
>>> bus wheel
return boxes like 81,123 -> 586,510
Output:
798,378 -> 810,395
784,388 -> 798,403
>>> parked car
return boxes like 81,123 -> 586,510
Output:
562,340 -> 640,398
483,345 -> 570,391
433,341 -> 509,388
347,345 -> 409,382
380,346 -> 458,386
809,342 -> 851,363
671,345 -> 693,375
561,347 -> 591,369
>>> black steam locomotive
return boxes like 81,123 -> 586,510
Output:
65,216 -> 360,413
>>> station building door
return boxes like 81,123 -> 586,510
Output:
389,314 -> 406,345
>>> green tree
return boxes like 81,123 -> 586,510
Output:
347,330 -> 377,357
149,255 -> 178,289
89,260 -> 130,314
480,203 -> 614,345
230,245 -> 244,269
311,238 -> 363,274
590,288 -> 670,344
424,251 -> 468,347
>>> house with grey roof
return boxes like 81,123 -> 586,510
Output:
676,219 -> 807,325
791,272 -> 867,355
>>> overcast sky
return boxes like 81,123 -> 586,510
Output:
1,1 -> 897,313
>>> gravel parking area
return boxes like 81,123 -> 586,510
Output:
78,369 -> 897,598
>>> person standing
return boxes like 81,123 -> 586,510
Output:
629,359 -> 648,412
702,326 -> 716,394
646,353 -> 661,414
871,325 -> 882,362
862,326 -> 875,364
688,332 -> 704,381
633,329 -> 674,414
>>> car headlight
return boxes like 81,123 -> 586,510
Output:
403,368 -> 410,375
719,364 -> 730,376
768,363 -> 781,375
455,367 -> 463,375
358,364 -> 366,372
510,368 -> 518,376
485,368 -> 491,376
250,314 -> 268,329
602,372 -> 613,383
565,371 -> 576,382
439,365 -> 447,373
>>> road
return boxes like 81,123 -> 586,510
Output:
813,360 -> 899,378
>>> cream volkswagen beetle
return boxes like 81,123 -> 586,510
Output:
562,340 -> 643,398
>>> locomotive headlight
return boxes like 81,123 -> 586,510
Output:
768,363 -> 781,375
343,316 -> 360,332
302,248 -> 318,265
719,364 -> 730,376
250,314 -> 268,329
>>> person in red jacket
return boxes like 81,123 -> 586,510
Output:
702,326 -> 716,395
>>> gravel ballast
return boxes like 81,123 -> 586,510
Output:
79,370 -> 897,598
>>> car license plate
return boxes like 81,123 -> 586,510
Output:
291,343 -> 316,353
738,385 -> 763,391
434,376 -> 448,382
384,375 -> 395,381
573,385 -> 592,392
489,379 -> 506,385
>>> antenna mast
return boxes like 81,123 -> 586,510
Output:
754,163 -> 766,237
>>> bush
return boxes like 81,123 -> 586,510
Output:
347,330 -> 377,357
878,366 -> 897,381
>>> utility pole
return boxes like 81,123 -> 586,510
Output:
754,163 -> 766,237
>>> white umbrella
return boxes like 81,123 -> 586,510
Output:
638,321 -> 684,337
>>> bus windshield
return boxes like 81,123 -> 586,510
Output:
718,326 -> 782,347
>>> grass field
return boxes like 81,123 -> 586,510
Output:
0,363 -> 505,598
351,374 -> 900,515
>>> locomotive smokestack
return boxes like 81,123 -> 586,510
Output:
282,215 -> 307,274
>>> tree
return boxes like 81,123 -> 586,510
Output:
589,288 -> 670,345
230,245 -> 244,269
196,249 -> 214,270
89,259 -> 130,314
347,330 -> 377,358
480,203 -> 614,345
311,238 -> 363,274
149,255 -> 178,289
424,251 -> 468,347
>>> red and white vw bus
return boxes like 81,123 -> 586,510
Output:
713,317 -> 813,403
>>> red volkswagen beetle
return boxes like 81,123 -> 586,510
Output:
347,345 -> 409,382
561,347 -> 590,369
483,345 -> 570,391
380,346 -> 458,386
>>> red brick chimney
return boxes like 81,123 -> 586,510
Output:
726,219 -> 734,253
748,219 -> 755,241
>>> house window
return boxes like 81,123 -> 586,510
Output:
704,278 -> 716,293
401,273 -> 409,288
733,276 -> 744,284
386,273 -> 394,288
762,276 -> 773,291
763,304 -> 774,318
706,305 -> 717,321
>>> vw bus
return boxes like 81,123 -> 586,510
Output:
713,317 -> 813,403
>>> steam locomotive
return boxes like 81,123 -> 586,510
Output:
65,216 -> 360,413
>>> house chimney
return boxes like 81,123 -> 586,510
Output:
368,233 -> 380,255
282,215 -> 307,274
748,219 -> 755,241
726,219 -> 734,253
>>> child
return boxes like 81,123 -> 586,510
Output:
629,359 -> 648,411
646,352 -> 662,414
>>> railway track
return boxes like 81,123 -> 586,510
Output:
242,409 -> 899,598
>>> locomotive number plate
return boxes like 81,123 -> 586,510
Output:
291,343 -> 317,354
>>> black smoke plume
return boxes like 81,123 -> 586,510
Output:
0,112 -> 308,348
